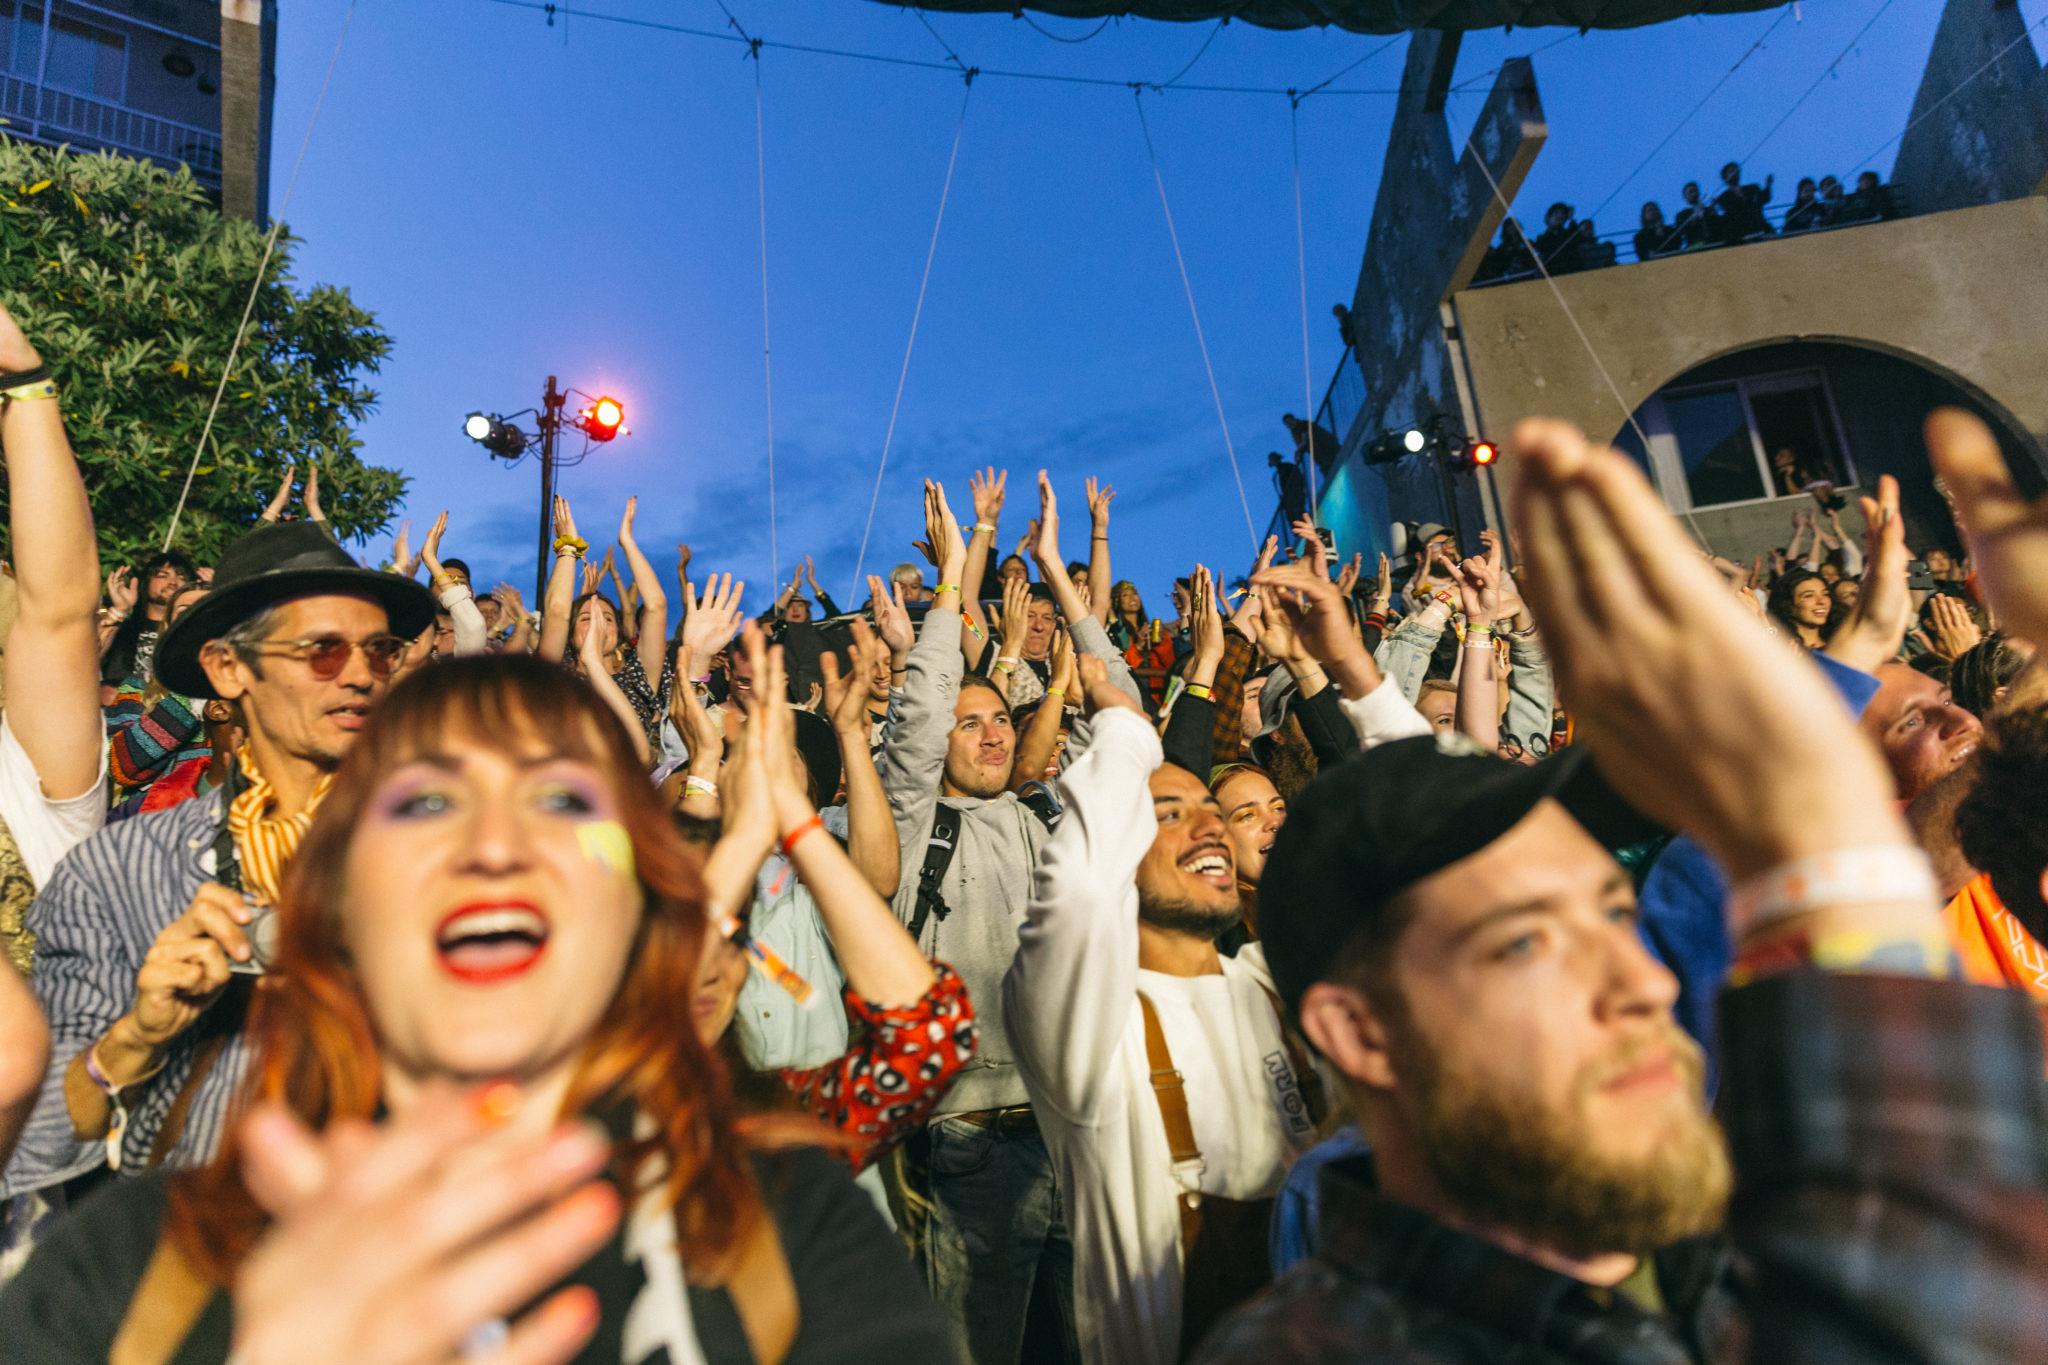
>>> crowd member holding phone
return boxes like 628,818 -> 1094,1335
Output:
1,519 -> 434,1245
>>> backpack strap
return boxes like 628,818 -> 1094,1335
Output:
1137,992 -> 1205,1250
905,803 -> 962,944
110,1230 -> 217,1365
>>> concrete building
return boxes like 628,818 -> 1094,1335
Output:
1292,0 -> 2048,568
0,0 -> 275,221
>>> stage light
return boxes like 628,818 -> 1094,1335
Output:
1402,428 -> 1427,453
1466,440 -> 1500,469
463,412 -> 528,459
580,397 -> 625,442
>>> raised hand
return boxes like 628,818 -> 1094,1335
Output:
1373,552 -> 1392,604
419,511 -> 450,579
718,624 -> 784,859
1188,565 -> 1225,674
227,1086 -> 617,1365
1031,471 -> 1062,571
971,467 -> 1008,528
1334,553 -> 1363,599
1450,552 -> 1501,628
493,583 -> 527,621
1479,529 -> 1526,624
1249,560 -> 1383,700
867,575 -> 915,661
552,495 -> 579,546
1508,417 -> 1903,885
680,573 -> 745,666
1823,475 -> 1910,673
617,495 -> 640,548
106,565 -> 137,615
822,617 -> 886,735
389,520 -> 416,579
1925,593 -> 1983,661
1049,624 -> 1077,699
922,479 -> 967,584
1086,477 -> 1115,531
998,575 -> 1030,658
1289,514 -> 1330,580
1254,534 -> 1281,578
303,462 -> 324,522
1925,407 -> 2048,647
1076,653 -> 1141,717
667,659 -> 725,772
262,463 -> 296,522
1254,584 -> 1302,664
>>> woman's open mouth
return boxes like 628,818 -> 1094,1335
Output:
434,902 -> 551,984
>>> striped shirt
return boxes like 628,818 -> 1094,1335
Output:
1,786 -> 249,1198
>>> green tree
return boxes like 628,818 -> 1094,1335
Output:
0,139 -> 405,567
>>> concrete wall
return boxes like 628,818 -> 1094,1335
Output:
1335,32 -> 1544,556
1890,0 -> 2048,216
1451,195 -> 2048,499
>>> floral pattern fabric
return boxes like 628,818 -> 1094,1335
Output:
779,961 -> 977,1173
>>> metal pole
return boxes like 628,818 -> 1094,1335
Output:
534,375 -> 562,605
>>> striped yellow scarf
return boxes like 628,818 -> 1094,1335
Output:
227,743 -> 335,906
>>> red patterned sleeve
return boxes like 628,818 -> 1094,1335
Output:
777,961 -> 978,1173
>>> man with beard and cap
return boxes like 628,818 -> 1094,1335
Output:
1196,417 -> 2048,1364
2,519 -> 434,1233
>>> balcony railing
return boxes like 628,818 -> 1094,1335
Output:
0,73 -> 222,184
1470,186 -> 1914,289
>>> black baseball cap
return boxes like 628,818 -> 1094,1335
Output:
1258,733 -> 1659,1016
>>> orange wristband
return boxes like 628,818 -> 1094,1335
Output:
780,813 -> 826,857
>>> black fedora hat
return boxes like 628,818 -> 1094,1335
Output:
156,521 -> 437,700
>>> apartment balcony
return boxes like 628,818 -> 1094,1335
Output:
0,71 -> 221,187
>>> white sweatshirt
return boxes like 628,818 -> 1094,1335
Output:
1002,708 -> 1320,1365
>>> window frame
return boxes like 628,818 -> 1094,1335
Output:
1635,366 -> 1857,513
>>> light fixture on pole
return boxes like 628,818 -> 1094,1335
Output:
461,382 -> 631,601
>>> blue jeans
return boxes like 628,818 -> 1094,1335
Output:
919,1116 -> 1080,1365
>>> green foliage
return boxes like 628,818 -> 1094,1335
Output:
0,139 -> 405,566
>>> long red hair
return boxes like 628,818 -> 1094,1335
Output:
167,654 -> 764,1282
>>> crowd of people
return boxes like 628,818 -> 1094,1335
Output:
0,284 -> 2044,1365
1474,160 -> 1904,284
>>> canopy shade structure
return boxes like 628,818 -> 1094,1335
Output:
871,1 -> 1790,35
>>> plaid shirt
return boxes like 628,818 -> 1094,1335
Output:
1194,970 -> 2048,1363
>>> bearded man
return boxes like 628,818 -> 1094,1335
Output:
1004,657 -> 1324,1365
1197,415 -> 2048,1363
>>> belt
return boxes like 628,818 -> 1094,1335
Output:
950,1105 -> 1038,1135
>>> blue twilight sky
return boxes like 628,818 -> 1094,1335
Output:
268,0 -> 2046,613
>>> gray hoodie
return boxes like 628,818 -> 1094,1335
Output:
880,606 -> 1138,1116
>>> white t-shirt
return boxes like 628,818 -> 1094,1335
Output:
0,710 -> 108,888
1004,711 -> 1320,1365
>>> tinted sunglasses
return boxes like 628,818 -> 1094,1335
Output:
250,633 -> 407,680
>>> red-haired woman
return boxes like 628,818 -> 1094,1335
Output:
0,650 -> 953,1364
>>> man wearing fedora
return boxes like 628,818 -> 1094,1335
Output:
1,517 -> 433,1220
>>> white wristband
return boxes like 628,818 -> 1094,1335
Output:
1728,845 -> 1938,934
